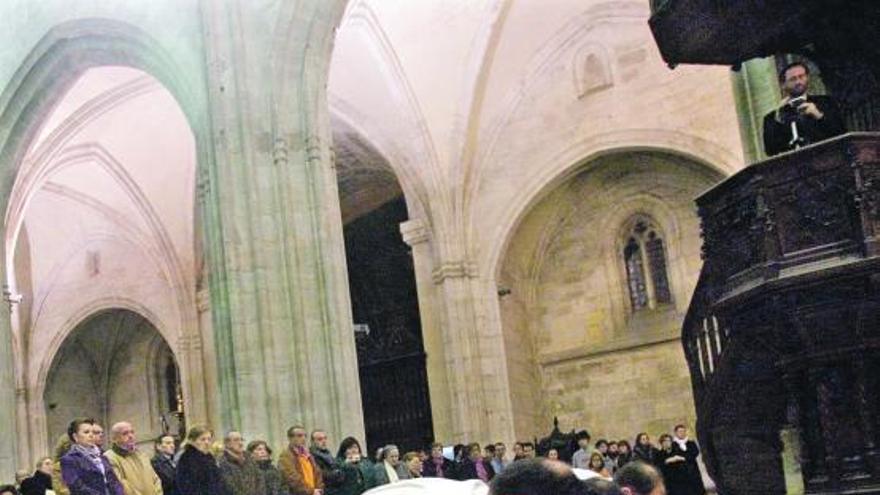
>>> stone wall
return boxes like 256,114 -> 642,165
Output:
499,151 -> 721,440
541,340 -> 694,442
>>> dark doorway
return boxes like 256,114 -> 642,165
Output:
343,196 -> 434,454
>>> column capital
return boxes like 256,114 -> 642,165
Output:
400,218 -> 430,246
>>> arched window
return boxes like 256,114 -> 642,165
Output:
623,217 -> 672,311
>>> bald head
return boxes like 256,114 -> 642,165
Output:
111,422 -> 136,450
614,461 -> 665,495
490,458 -> 587,495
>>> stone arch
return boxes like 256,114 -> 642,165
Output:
0,19 -> 209,468
331,100 -> 437,453
485,130 -> 736,283
490,146 -> 727,439
330,110 -> 428,223
41,308 -> 180,451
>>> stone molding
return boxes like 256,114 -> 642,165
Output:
432,260 -> 478,284
538,327 -> 680,367
400,218 -> 429,246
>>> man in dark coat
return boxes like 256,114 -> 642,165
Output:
218,431 -> 266,495
670,425 -> 705,495
151,435 -> 178,495
763,61 -> 845,157
309,430 -> 344,491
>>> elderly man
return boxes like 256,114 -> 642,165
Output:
218,431 -> 266,495
279,425 -> 324,495
104,422 -> 163,495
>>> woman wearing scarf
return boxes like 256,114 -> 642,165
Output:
60,418 -> 124,495
333,437 -> 374,495
278,426 -> 324,495
370,445 -> 406,486
175,426 -> 231,495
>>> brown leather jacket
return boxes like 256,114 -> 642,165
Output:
278,447 -> 324,495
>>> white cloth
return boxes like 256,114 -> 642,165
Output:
364,478 -> 488,495
385,461 -> 400,483
572,468 -> 610,481
673,437 -> 688,452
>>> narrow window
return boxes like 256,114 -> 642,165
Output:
623,218 -> 673,311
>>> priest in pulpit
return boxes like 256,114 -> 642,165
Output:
763,61 -> 846,156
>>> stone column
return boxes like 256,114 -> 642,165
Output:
400,219 -> 452,442
431,260 -> 516,445
199,0 -> 363,450
0,308 -> 16,480
732,56 -> 781,163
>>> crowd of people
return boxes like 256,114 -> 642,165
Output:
1,418 -> 705,495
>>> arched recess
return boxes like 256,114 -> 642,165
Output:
43,309 -> 182,450
493,149 -> 725,441
0,19 -> 210,471
334,123 -> 435,453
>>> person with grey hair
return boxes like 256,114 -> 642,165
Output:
371,445 -> 406,486
104,422 -> 163,495
218,431 -> 265,495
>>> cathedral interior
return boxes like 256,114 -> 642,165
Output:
1,1 -> 878,494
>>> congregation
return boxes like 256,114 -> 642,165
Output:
2,418 -> 706,495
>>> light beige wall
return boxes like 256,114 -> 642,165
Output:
329,0 -> 746,444
498,152 -> 721,440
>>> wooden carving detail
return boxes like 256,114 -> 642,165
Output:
686,135 -> 880,495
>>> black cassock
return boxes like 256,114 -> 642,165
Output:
762,94 -> 846,157
657,442 -> 705,495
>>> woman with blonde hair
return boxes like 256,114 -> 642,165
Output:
50,435 -> 71,495
20,457 -> 54,495
175,426 -> 231,495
